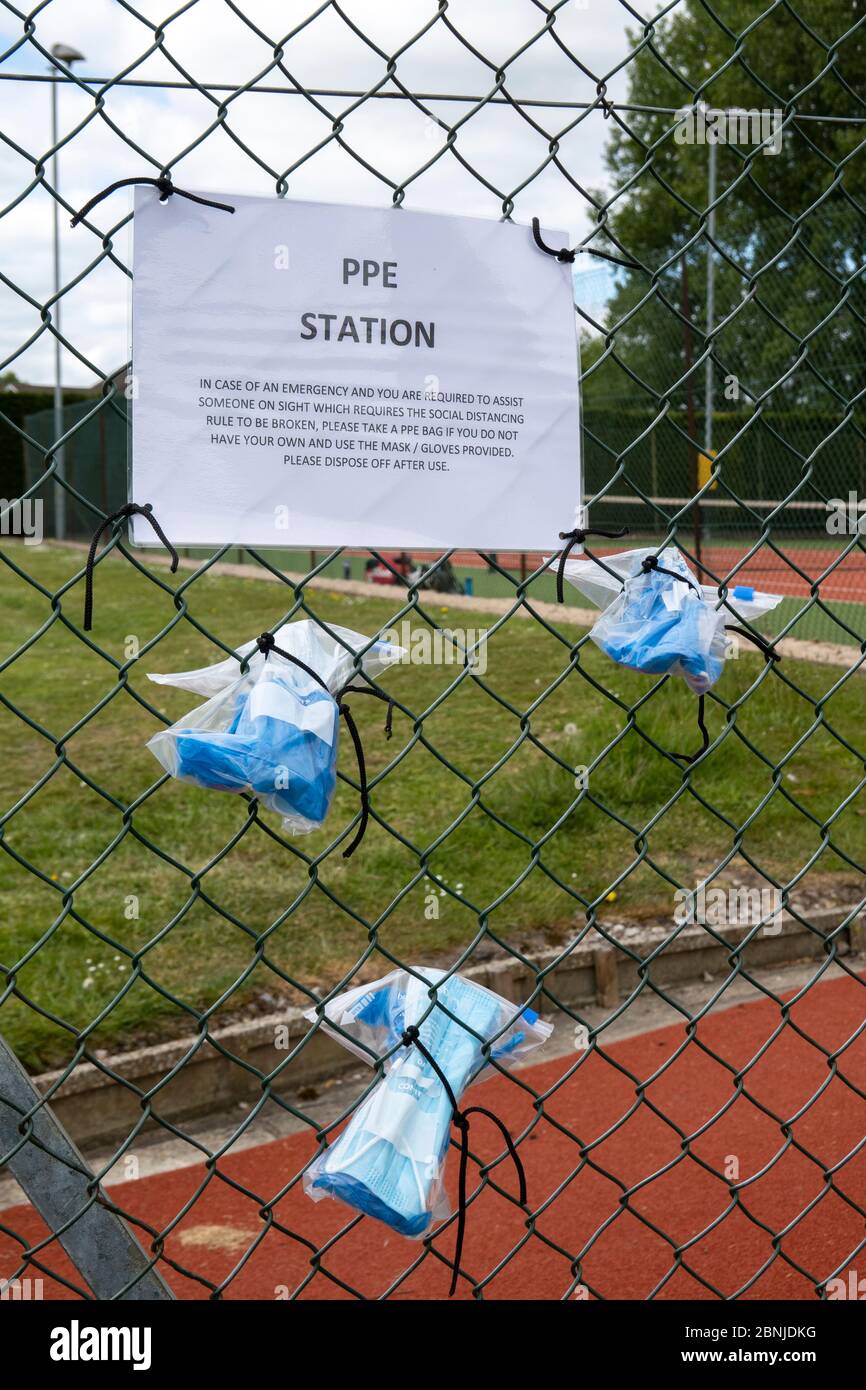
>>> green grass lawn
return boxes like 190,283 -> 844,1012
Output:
0,543 -> 863,1069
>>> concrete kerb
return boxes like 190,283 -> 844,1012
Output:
33,905 -> 862,1148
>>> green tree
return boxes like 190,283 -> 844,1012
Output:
588,0 -> 866,421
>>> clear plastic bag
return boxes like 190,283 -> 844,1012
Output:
303,967 -> 553,1237
147,655 -> 341,832
555,545 -> 783,695
146,621 -> 404,835
147,618 -> 403,699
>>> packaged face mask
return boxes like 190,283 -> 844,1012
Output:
148,656 -> 341,832
147,623 -> 404,848
304,968 -> 552,1238
555,545 -> 783,696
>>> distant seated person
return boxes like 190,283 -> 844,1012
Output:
366,552 -> 414,585
419,559 -> 464,595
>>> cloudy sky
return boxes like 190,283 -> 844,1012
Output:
0,0 -> 660,387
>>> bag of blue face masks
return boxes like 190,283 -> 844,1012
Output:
555,545 -> 783,696
593,550 -> 726,694
146,622 -> 404,845
147,656 -> 341,831
303,968 -> 553,1239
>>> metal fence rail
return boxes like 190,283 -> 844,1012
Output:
1,0 -> 865,1300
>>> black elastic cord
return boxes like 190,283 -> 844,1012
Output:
337,683 -> 395,741
338,703 -> 367,859
255,631 -> 328,690
725,624 -> 781,664
627,567 -> 778,767
634,559 -> 708,763
671,692 -> 710,765
255,637 -> 393,859
556,526 -> 629,603
640,553 -> 701,595
637,560 -> 707,763
336,684 -> 395,859
83,503 -> 178,631
531,217 -> 641,272
400,1024 -> 527,1299
71,176 -> 235,228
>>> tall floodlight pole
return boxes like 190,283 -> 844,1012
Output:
704,137 -> 717,459
49,42 -> 85,542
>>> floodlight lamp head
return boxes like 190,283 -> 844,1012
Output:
51,43 -> 86,65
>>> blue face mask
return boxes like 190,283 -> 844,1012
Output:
304,969 -> 552,1237
593,559 -> 726,694
169,671 -> 339,827
148,660 -> 345,835
147,621 -> 405,837
555,545 -> 783,698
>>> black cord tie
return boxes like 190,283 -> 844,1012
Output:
255,631 -> 329,690
71,176 -> 236,228
400,1024 -> 527,1298
556,526 -> 628,603
531,217 -> 641,272
725,624 -> 781,664
83,502 -> 178,631
337,701 -> 367,860
671,692 -> 710,765
336,684 -> 395,860
338,684 -> 395,741
638,560 -> 707,763
531,217 -> 575,263
253,639 -> 393,859
640,553 -> 702,595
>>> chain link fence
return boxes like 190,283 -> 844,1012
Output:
1,0 -> 865,1300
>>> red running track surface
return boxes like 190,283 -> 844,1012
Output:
2,972 -> 864,1300
355,545 -> 866,603
448,547 -> 866,604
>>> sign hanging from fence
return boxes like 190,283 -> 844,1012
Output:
130,193 -> 581,550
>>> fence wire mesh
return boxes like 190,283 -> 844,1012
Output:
0,0 -> 865,1301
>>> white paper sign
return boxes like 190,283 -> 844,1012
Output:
131,192 -> 581,549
